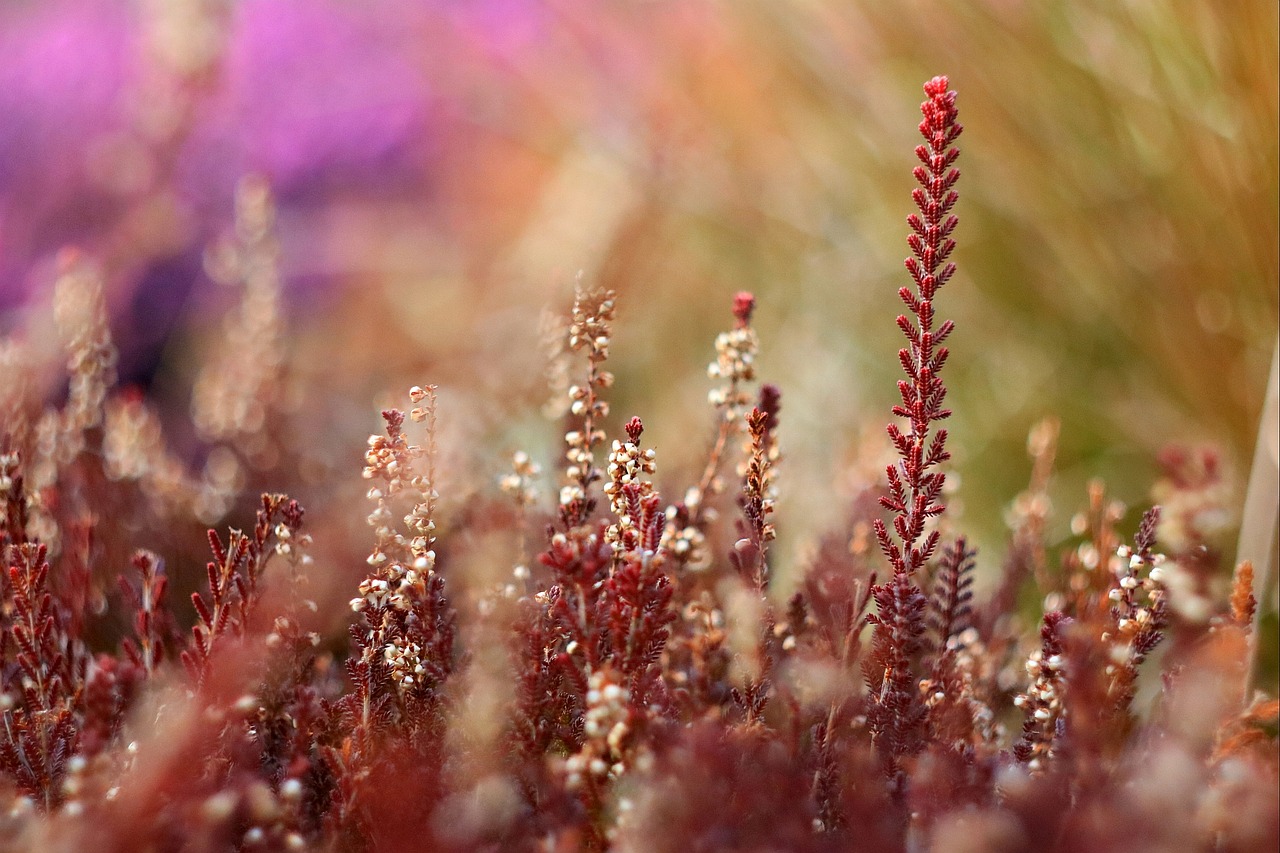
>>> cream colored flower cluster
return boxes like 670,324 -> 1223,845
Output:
661,502 -> 707,567
384,640 -> 428,689
53,255 -> 117,444
1104,543 -> 1168,680
192,177 -> 285,454
604,433 -> 657,548
568,289 -> 616,362
353,386 -> 441,693
559,288 -> 616,517
499,451 -> 541,507
1013,645 -> 1065,773
563,669 -> 636,791
707,324 -> 758,416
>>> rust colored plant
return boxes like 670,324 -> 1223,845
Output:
0,76 -> 1268,853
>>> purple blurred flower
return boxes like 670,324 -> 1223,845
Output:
190,1 -> 438,203
0,0 -> 131,302
0,0 -> 456,306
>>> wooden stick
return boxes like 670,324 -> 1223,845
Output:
1237,338 -> 1279,696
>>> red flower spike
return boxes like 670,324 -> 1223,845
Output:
866,76 -> 963,786
874,75 -> 963,581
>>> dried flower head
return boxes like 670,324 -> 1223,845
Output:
560,286 -> 616,527
192,175 -> 287,460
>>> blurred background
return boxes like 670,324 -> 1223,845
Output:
0,0 -> 1275,608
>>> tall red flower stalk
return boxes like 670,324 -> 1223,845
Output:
867,76 -> 963,784
875,75 -> 962,577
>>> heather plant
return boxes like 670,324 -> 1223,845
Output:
0,75 -> 1270,853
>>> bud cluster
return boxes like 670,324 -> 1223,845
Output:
707,292 -> 758,418
560,288 -> 617,524
604,417 -> 658,550
563,668 -> 634,791
499,451 -> 541,507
